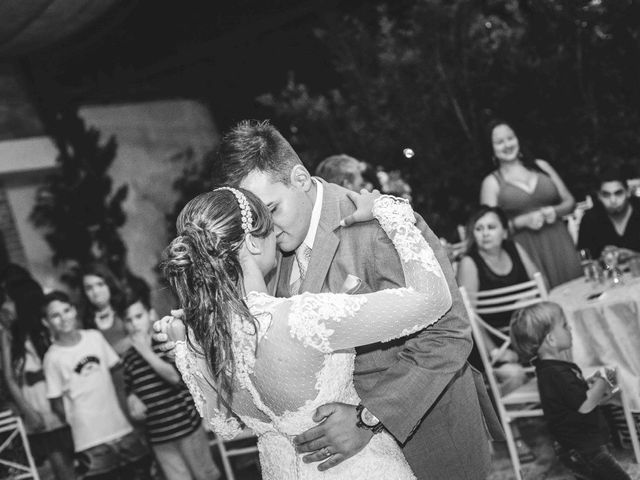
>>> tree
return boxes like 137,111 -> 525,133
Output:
30,108 -> 130,284
258,0 -> 640,237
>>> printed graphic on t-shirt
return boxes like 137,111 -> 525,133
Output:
73,356 -> 101,375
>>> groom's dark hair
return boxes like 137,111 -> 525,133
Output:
213,120 -> 303,187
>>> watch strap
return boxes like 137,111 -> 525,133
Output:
355,404 -> 384,434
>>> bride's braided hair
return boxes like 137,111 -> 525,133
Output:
162,187 -> 273,399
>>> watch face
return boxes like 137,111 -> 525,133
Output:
361,408 -> 380,427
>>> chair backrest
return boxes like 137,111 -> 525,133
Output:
0,410 -> 40,479
461,273 -> 547,398
471,272 -> 548,316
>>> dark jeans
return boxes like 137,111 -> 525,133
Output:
555,443 -> 631,480
85,456 -> 152,480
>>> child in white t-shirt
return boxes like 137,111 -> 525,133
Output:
43,291 -> 150,479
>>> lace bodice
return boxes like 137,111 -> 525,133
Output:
175,196 -> 452,479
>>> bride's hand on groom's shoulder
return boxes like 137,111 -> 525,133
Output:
152,309 -> 186,356
339,189 -> 381,228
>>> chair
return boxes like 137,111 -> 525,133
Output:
0,410 -> 39,480
460,280 -> 640,480
208,427 -> 259,480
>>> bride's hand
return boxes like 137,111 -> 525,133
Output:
153,309 -> 186,356
339,189 -> 382,227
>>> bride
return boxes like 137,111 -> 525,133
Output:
162,186 -> 452,479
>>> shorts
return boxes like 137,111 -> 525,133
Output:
28,425 -> 74,464
77,431 -> 149,477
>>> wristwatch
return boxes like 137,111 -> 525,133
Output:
355,404 -> 384,434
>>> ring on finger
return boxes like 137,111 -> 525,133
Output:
321,446 -> 332,458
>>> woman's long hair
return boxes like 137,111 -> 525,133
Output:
79,262 -> 125,328
485,119 -> 545,174
162,188 -> 273,399
2,265 -> 49,369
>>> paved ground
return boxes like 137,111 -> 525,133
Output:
33,418 -> 640,479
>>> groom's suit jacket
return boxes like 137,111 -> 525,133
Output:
273,180 -> 498,480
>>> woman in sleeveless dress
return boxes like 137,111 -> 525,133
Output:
480,120 -> 581,288
0,266 -> 75,479
161,187 -> 452,479
456,205 -> 540,462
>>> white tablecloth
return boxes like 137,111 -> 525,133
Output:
550,274 -> 640,410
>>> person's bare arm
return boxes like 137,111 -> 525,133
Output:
480,174 -> 499,206
536,160 -> 575,217
130,333 -> 180,385
1,328 -> 45,430
50,397 -> 66,423
456,256 -> 480,295
578,376 -> 610,413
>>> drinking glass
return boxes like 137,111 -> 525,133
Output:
579,249 -> 593,281
602,247 -> 620,272
629,256 -> 640,278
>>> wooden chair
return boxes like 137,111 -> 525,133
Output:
208,427 -> 259,480
0,410 -> 39,480
461,280 -> 640,479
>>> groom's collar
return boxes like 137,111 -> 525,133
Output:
302,178 -> 323,250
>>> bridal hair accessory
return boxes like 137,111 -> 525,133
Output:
215,187 -> 254,234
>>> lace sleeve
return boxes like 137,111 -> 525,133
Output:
174,341 -> 242,440
288,195 -> 452,353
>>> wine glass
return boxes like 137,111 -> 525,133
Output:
602,246 -> 623,286
579,249 -> 593,281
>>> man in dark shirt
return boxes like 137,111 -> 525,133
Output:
578,171 -> 640,259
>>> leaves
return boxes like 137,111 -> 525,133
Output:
30,109 -> 130,279
255,0 -> 640,237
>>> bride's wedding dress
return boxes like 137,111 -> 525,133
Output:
175,196 -> 452,479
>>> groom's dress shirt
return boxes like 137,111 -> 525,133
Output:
290,179 -> 323,288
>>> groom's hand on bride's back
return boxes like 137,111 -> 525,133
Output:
152,309 -> 186,357
293,402 -> 373,471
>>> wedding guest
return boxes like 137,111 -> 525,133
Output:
480,119 -> 581,287
456,206 -> 540,462
121,292 -> 220,480
0,266 -> 75,479
457,206 -> 542,331
511,302 -> 630,480
315,154 -> 366,192
80,263 -> 130,355
578,168 -> 640,259
43,291 -> 150,479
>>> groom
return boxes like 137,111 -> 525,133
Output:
198,120 -> 498,479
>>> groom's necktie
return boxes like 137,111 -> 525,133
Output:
290,244 -> 312,296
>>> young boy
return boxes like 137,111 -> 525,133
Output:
121,292 -> 220,480
510,301 -> 630,480
42,291 -> 150,479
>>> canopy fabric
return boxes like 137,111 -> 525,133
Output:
0,0 -> 123,57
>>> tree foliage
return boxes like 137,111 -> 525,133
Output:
258,0 -> 640,237
30,109 -> 130,282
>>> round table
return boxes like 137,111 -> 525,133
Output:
550,274 -> 640,410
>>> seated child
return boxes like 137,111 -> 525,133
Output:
121,292 -> 220,480
42,291 -> 150,479
510,301 -> 630,480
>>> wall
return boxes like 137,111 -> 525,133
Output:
0,100 -> 218,309
79,100 -> 218,311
